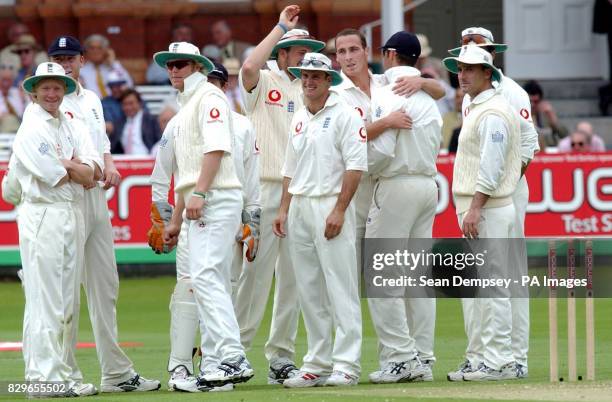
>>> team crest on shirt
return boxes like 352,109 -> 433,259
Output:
38,142 -> 50,155
91,108 -> 101,122
159,136 -> 168,149
492,131 -> 504,143
358,127 -> 367,142
375,106 -> 382,118
287,100 -> 294,113
207,107 -> 223,123
323,117 -> 331,129
265,89 -> 284,107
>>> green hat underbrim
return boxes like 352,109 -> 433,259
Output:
287,67 -> 343,86
22,75 -> 77,95
271,39 -> 326,59
448,43 -> 508,57
442,57 -> 502,83
153,52 -> 215,73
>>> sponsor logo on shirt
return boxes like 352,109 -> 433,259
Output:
64,111 -> 74,119
254,139 -> 260,154
520,108 -> 530,120
323,117 -> 331,129
355,106 -> 364,117
464,107 -> 470,117
492,131 -> 504,143
38,142 -> 50,155
265,89 -> 284,107
207,107 -> 223,123
358,127 -> 367,142
294,121 -> 303,135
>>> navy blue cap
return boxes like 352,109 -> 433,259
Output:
381,31 -> 421,59
48,36 -> 83,57
207,62 -> 228,83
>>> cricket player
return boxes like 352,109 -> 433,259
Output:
9,63 -> 100,397
148,61 -> 260,392
442,45 -> 521,381
366,31 -> 442,383
273,52 -> 366,388
154,42 -> 252,390
446,28 -> 538,380
239,4 -> 325,383
47,35 -> 160,392
334,28 -> 444,375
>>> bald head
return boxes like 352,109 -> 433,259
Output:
211,20 -> 232,47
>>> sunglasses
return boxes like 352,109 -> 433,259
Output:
15,49 -> 33,55
571,141 -> 585,147
298,58 -> 330,69
166,60 -> 192,70
461,34 -> 489,46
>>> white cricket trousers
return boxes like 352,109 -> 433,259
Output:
366,176 -> 438,365
19,201 -> 84,384
233,181 -> 299,362
458,203 -> 516,370
188,189 -> 244,361
288,195 -> 362,377
354,175 -> 374,272
511,176 -> 529,367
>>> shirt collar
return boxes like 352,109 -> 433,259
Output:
384,66 -> 420,84
470,88 -> 496,105
32,102 -> 65,122
128,109 -> 143,122
306,91 -> 340,117
178,72 -> 207,105
491,68 -> 506,89
336,70 -> 375,91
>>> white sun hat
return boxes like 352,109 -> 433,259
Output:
270,29 -> 325,59
442,45 -> 502,82
448,27 -> 508,56
22,62 -> 77,94
287,53 -> 342,86
153,42 -> 214,73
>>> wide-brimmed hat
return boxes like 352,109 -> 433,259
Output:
287,53 -> 342,86
11,34 -> 41,54
22,62 -> 77,94
442,45 -> 502,82
416,33 -> 432,58
448,27 -> 507,56
153,42 -> 214,73
270,29 -> 325,59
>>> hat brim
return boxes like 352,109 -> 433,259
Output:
448,43 -> 508,56
287,67 -> 343,86
442,56 -> 501,83
48,49 -> 82,57
271,39 -> 326,59
153,51 -> 215,73
22,75 -> 77,95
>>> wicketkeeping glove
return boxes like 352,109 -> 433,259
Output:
236,208 -> 261,262
148,201 -> 174,254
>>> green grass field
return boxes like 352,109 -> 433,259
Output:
0,276 -> 610,401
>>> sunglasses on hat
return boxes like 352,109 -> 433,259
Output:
461,34 -> 489,46
298,58 -> 330,69
166,60 -> 192,70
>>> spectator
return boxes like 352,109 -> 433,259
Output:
416,33 -> 455,115
447,126 -> 461,153
0,22 -> 47,71
593,0 -> 611,115
209,20 -> 251,62
441,87 -> 464,149
101,70 -> 129,135
0,65 -> 25,132
567,130 -> 592,153
323,38 -> 340,70
523,79 -> 567,146
222,57 -> 244,114
558,121 -> 606,152
80,34 -> 133,98
146,23 -> 193,84
12,35 -> 41,88
110,89 -> 160,155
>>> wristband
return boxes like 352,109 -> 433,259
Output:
193,191 -> 207,199
276,23 -> 288,34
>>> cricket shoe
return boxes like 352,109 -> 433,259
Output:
168,365 -> 193,391
515,363 -> 528,378
66,383 -> 99,397
283,372 -> 328,388
447,359 -> 476,382
463,362 -> 517,381
325,371 -> 359,386
268,357 -> 299,384
372,358 -> 431,383
201,355 -> 254,387
172,376 -> 234,392
101,373 -> 161,392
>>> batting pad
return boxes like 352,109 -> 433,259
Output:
168,279 -> 199,373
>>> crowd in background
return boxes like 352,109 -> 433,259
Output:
0,20 -> 608,155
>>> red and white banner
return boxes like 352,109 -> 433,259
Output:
1,153 -> 611,250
